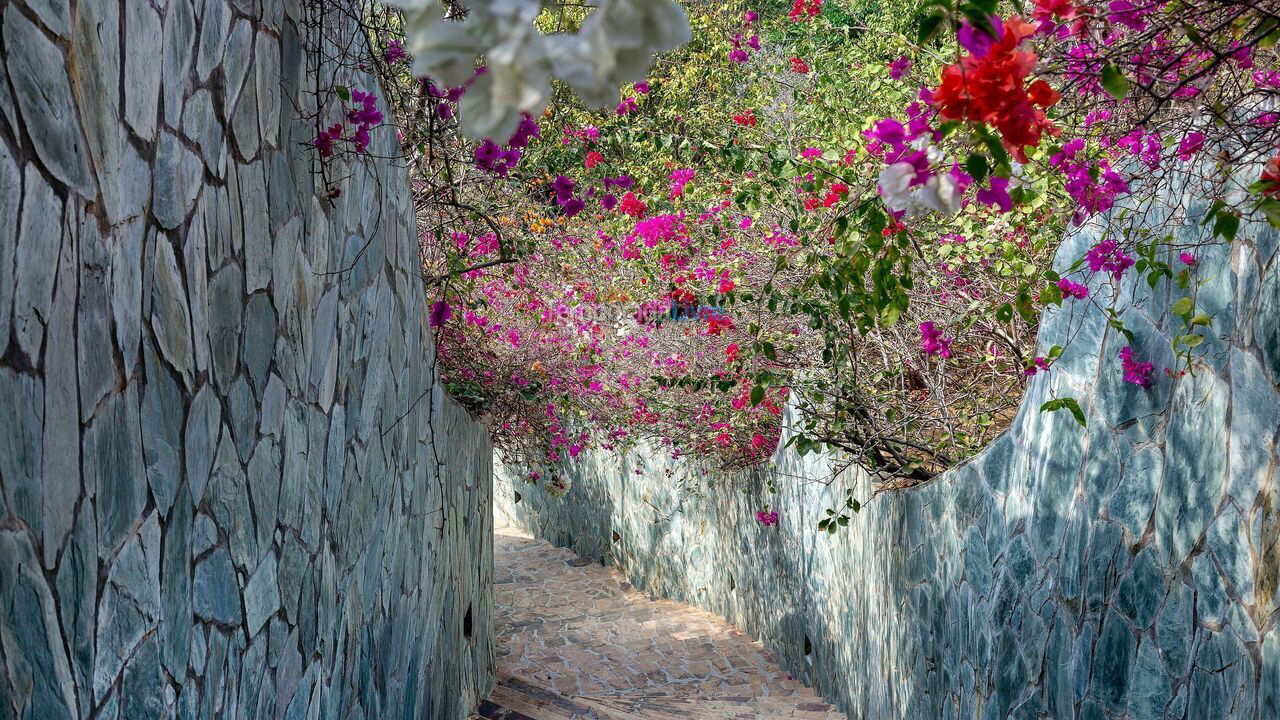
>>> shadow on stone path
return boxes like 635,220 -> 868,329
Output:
472,527 -> 846,720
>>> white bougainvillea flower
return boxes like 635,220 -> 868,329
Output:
919,173 -> 961,214
877,162 -> 917,213
390,0 -> 691,140
396,0 -> 486,88
460,14 -> 554,140
564,0 -> 691,107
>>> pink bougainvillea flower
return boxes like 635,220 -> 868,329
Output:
429,301 -> 452,328
975,177 -> 1013,212
755,510 -> 779,526
800,147 -> 823,159
1085,239 -> 1135,278
1176,132 -> 1206,162
1119,346 -> 1154,388
889,55 -> 911,79
1023,356 -> 1052,376
919,321 -> 954,358
1178,252 -> 1198,267
1057,277 -> 1089,299
384,39 -> 407,65
635,81 -> 651,94
313,123 -> 344,158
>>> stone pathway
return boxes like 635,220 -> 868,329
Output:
472,527 -> 845,720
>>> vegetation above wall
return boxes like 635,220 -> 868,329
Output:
307,0 -> 1280,524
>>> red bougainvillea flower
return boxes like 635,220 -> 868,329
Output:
788,0 -> 822,21
932,15 -> 1061,162
620,192 -> 647,219
584,151 -> 604,169
733,110 -> 757,126
1259,156 -> 1280,198
789,56 -> 810,74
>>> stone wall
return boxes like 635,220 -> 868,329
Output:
498,189 -> 1280,717
0,1 -> 493,719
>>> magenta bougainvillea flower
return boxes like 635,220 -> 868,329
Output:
1119,346 -> 1154,388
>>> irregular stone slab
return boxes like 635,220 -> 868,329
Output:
55,501 -> 96,714
0,142 -> 17,356
228,375 -> 258,462
222,19 -> 254,111
40,224 -> 79,567
259,373 -> 286,438
25,0 -> 71,37
183,212 -> 212,374
196,0 -> 231,81
276,535 -> 308,624
0,369 -> 44,539
141,342 -> 183,516
182,88 -> 225,177
14,165 -> 63,361
121,635 -> 164,720
241,293 -> 277,396
3,6 -> 93,195
72,0 -> 150,227
92,515 -> 161,703
255,32 -> 281,148
239,161 -> 270,292
152,131 -> 203,230
243,551 -> 280,638
194,547 -> 241,626
193,514 -> 218,559
110,219 -> 145,379
208,431 -> 257,568
185,384 -> 221,506
0,529 -> 77,720
247,437 -> 281,552
160,0 -> 194,129
86,384 -> 146,560
123,0 -> 162,140
151,236 -> 195,388
208,261 -> 244,392
77,218 -> 115,419
160,489 -> 192,681
231,67 -> 261,161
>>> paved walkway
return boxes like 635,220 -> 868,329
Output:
473,527 -> 845,720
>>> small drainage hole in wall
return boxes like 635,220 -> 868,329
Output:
804,634 -> 813,656
612,530 -> 621,543
728,573 -> 736,592
463,603 -> 473,639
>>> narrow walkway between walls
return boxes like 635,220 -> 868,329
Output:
472,527 -> 846,720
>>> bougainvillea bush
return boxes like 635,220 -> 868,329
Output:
313,0 -> 1278,520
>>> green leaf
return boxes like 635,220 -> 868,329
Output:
917,12 -> 945,45
750,385 -> 766,406
1040,282 -> 1063,306
1213,210 -> 1240,241
1171,296 -> 1194,318
761,341 -> 777,361
1177,333 -> 1204,349
965,154 -> 990,184
1040,397 -> 1087,427
1100,64 -> 1129,100
334,84 -> 350,102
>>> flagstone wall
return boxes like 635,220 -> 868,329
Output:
0,1 -> 494,718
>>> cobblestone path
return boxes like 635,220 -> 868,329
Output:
472,527 -> 846,720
